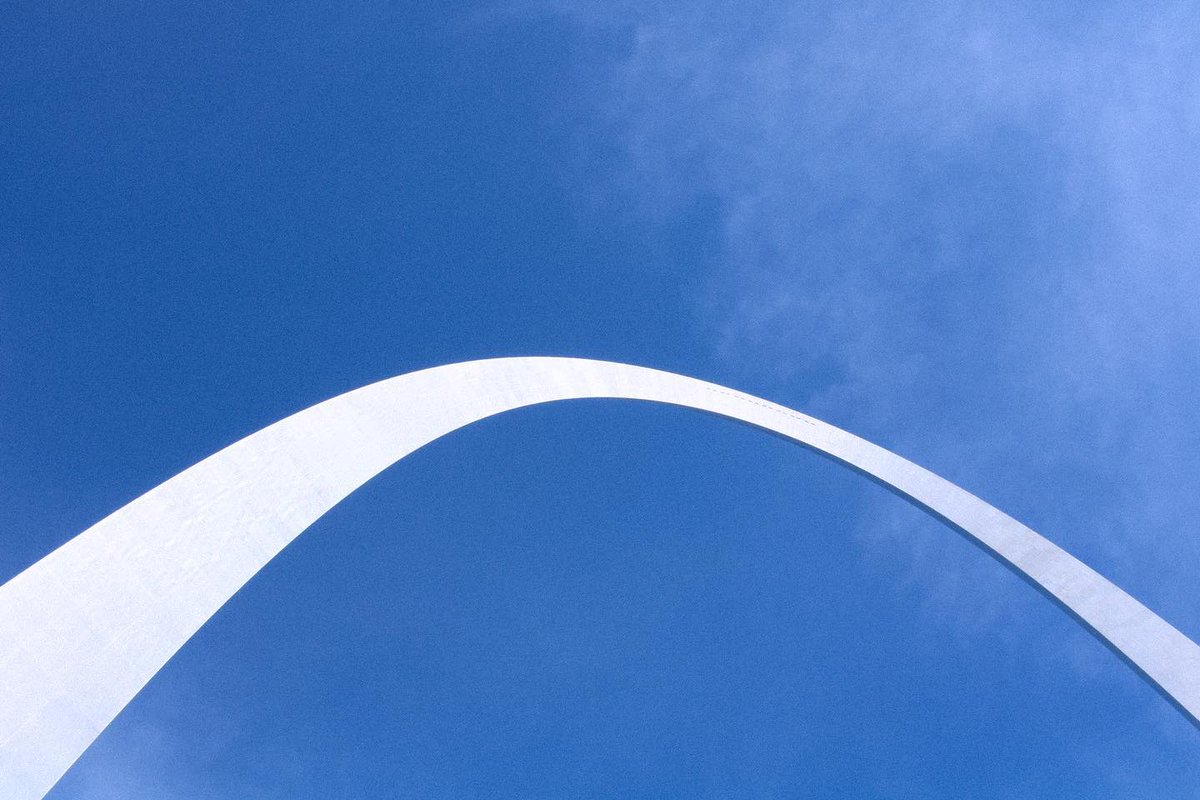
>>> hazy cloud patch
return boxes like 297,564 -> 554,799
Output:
538,0 -> 1200,693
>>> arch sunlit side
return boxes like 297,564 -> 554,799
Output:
1,357 -> 1197,799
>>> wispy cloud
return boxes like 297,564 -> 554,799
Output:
47,680 -> 309,800
540,0 -> 1200,733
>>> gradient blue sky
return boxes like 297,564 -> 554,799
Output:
3,2 -> 1200,797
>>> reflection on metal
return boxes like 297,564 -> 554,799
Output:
1,357 -> 1197,797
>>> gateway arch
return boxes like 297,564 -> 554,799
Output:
1,356 -> 1198,798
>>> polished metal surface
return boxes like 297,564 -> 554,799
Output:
2,357 -> 1197,798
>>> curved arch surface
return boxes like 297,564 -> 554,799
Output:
1,357 -> 1197,797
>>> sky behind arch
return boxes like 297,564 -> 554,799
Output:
2,2 -> 1199,797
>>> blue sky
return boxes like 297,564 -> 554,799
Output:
3,1 -> 1199,796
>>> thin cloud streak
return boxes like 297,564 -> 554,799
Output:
544,0 -> 1200,748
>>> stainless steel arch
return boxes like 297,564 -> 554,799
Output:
1,357 -> 1197,798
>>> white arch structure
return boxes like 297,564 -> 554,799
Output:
2,357 -> 1198,797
